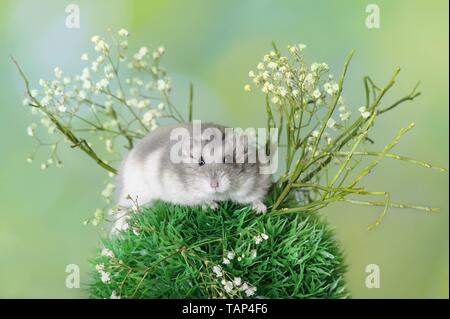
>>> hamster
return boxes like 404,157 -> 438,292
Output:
113,122 -> 272,232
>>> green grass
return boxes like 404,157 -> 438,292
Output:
88,200 -> 348,299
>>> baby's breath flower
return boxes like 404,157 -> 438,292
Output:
288,45 -> 298,54
245,286 -> 257,297
233,277 -> 242,286
100,270 -> 111,284
298,43 -> 307,51
27,125 -> 35,137
226,251 -> 235,260
222,258 -> 230,265
339,112 -> 351,121
94,39 -> 109,54
248,70 -> 255,77
118,28 -> 129,37
312,89 -> 321,99
91,35 -> 100,44
254,235 -> 263,244
102,183 -> 115,199
244,84 -> 251,92
327,118 -> 336,129
223,281 -> 233,293
250,249 -> 257,258
212,265 -> 223,277
267,61 -> 277,69
157,79 -> 169,91
81,53 -> 89,61
110,291 -> 120,299
358,106 -> 372,119
95,263 -> 105,271
54,67 -> 62,79
261,233 -> 269,240
101,248 -> 114,258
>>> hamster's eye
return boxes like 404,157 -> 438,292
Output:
198,156 -> 205,166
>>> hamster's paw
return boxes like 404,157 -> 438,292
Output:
252,201 -> 267,214
202,201 -> 219,211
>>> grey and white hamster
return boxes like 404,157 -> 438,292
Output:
113,122 -> 272,231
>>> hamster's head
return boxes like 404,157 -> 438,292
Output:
172,128 -> 260,196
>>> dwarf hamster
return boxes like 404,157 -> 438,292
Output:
113,122 -> 272,231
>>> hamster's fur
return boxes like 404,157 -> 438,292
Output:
113,123 -> 272,232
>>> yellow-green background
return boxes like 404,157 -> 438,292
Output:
0,0 -> 448,298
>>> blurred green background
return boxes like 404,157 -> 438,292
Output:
0,0 -> 448,298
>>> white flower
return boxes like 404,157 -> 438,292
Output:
261,233 -> 269,240
223,281 -> 233,293
96,78 -> 109,90
81,53 -> 89,61
157,79 -> 169,91
245,286 -> 257,297
100,271 -> 111,284
244,84 -> 251,92
137,46 -> 149,59
327,118 -> 336,128
288,45 -> 298,54
91,35 -> 100,43
223,258 -> 230,265
254,235 -> 263,244
250,249 -> 257,258
118,28 -> 129,37
311,62 -> 320,72
102,183 -> 115,198
358,106 -> 372,119
95,40 -> 109,54
142,110 -> 159,126
267,61 -> 277,69
226,251 -> 235,260
312,130 -> 320,138
339,112 -> 351,121
58,105 -> 67,113
95,263 -> 105,271
212,265 -> 223,277
54,67 -> 62,79
256,62 -> 265,70
240,283 -> 249,291
78,90 -> 87,100
101,248 -> 114,258
233,277 -> 242,286
312,89 -> 321,99
298,43 -> 307,51
278,87 -> 287,97
248,70 -> 255,77
110,291 -> 120,299
27,126 -> 34,137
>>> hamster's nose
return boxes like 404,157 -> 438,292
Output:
210,179 -> 219,189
